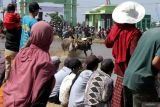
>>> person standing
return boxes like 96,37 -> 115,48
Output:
123,28 -> 160,107
3,21 -> 55,107
19,2 -> 41,49
105,1 -> 145,107
3,3 -> 22,82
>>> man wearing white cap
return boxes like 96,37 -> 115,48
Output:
105,1 -> 145,107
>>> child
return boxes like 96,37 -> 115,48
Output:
19,2 -> 41,48
84,59 -> 114,107
3,3 -> 22,81
4,3 -> 21,30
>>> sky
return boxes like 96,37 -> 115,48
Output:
2,0 -> 160,22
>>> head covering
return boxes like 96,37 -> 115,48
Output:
51,56 -> 61,64
30,21 -> 53,51
3,21 -> 55,107
112,1 -> 145,24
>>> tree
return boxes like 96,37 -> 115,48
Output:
46,12 -> 63,24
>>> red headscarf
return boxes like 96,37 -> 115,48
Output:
3,21 -> 55,107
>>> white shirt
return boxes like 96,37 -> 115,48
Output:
49,66 -> 72,97
59,73 -> 76,105
68,70 -> 93,107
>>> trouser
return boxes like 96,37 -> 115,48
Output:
124,86 -> 159,107
123,86 -> 133,107
4,49 -> 17,81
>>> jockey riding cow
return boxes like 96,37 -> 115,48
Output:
61,36 -> 93,56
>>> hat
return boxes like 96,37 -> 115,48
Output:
51,56 -> 61,64
29,2 -> 41,12
112,1 -> 145,24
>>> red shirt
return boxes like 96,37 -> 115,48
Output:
4,12 -> 21,29
105,23 -> 142,76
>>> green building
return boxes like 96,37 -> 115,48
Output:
85,5 -> 151,31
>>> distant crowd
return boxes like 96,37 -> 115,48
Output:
50,22 -> 111,40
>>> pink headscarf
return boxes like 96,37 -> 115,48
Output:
30,21 -> 53,51
3,21 -> 55,107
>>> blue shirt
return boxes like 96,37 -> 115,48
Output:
68,70 -> 93,107
50,66 -> 72,97
19,16 -> 37,49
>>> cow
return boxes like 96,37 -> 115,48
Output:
74,37 -> 93,56
61,36 -> 76,54
61,37 -> 93,56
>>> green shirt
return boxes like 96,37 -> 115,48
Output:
123,28 -> 160,91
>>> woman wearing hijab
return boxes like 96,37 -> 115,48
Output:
2,21 -> 55,107
105,1 -> 145,107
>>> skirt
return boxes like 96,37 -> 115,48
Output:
112,77 -> 123,107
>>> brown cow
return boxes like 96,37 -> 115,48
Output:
74,37 -> 93,56
61,37 -> 93,56
61,36 -> 76,53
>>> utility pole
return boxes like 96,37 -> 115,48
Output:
18,0 -> 31,17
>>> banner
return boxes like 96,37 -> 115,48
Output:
40,6 -> 64,13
